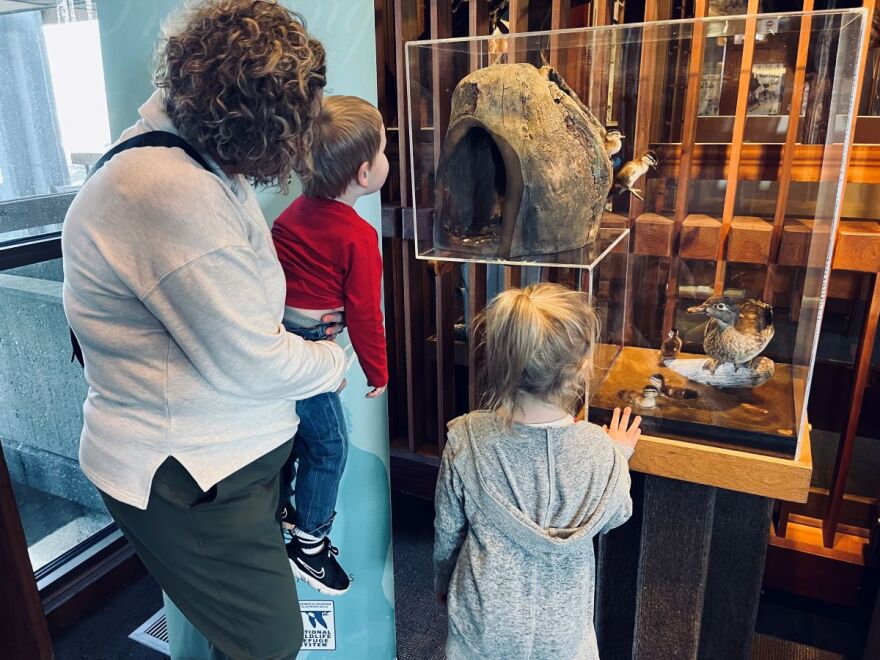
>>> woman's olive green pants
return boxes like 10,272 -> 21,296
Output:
100,440 -> 302,660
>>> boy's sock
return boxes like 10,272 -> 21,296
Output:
293,527 -> 325,555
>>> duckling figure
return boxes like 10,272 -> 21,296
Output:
649,373 -> 698,400
659,328 -> 682,363
687,296 -> 775,375
611,152 -> 658,201
604,129 -> 625,170
635,385 -> 659,409
617,385 -> 659,409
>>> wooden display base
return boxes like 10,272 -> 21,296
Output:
665,355 -> 774,388
625,429 -> 812,503
590,346 -> 797,455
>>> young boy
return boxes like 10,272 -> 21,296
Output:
271,95 -> 389,595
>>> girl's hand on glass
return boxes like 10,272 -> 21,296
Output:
603,406 -> 641,449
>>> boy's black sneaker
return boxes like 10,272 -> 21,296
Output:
286,536 -> 351,596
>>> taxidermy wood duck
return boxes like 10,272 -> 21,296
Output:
660,328 -> 682,362
687,296 -> 775,374
611,152 -> 658,201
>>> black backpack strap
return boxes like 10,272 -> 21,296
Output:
70,131 -> 213,368
89,130 -> 213,178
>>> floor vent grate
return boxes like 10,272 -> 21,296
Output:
129,608 -> 170,656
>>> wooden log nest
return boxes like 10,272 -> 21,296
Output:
434,63 -> 612,259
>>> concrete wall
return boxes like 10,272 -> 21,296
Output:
0,255 -> 99,509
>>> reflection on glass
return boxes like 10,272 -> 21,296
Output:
1,0 -> 113,574
1,259 -> 112,572
0,3 -> 110,204
861,19 -> 879,116
406,11 -> 863,458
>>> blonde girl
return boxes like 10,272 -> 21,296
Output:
434,283 -> 641,660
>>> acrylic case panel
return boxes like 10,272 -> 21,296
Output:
406,10 -> 866,457
463,232 -> 629,413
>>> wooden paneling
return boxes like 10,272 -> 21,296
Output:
714,1 -> 760,293
468,0 -> 489,69
627,0 -> 672,220
429,0 -> 453,166
549,0 -> 571,70
777,219 -> 814,268
833,221 -> 880,272
401,240 -> 426,451
663,0 -> 710,332
727,216 -> 774,264
467,263 -> 487,410
433,261 -> 455,453
393,0 -> 420,207
589,0 -> 610,113
507,0 -> 530,63
634,213 -> 675,257
823,275 -> 880,547
602,212 -> 631,229
0,446 -> 53,659
680,214 -> 722,261
762,4 -> 814,301
654,143 -> 880,184
765,522 -> 868,607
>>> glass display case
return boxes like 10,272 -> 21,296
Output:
406,9 -> 866,458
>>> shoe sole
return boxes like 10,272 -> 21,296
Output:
289,559 -> 350,596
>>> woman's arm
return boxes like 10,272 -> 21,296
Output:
143,245 -> 346,401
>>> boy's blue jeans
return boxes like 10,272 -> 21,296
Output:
278,321 -> 349,539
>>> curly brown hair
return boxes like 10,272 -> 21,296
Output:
154,0 -> 326,190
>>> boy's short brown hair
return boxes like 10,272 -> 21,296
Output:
302,96 -> 383,199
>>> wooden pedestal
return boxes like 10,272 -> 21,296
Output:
593,417 -> 811,659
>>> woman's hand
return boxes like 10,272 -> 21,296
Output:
603,406 -> 641,450
320,312 -> 345,341
366,385 -> 387,399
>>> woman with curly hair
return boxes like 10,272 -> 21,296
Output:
61,2 -> 341,657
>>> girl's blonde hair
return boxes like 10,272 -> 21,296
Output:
480,283 -> 600,424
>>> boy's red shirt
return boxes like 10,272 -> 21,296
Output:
271,195 -> 388,388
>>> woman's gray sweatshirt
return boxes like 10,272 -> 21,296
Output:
434,411 -> 634,659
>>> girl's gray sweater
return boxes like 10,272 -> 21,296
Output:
434,411 -> 634,659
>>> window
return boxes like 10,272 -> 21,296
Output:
0,0 -> 113,578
